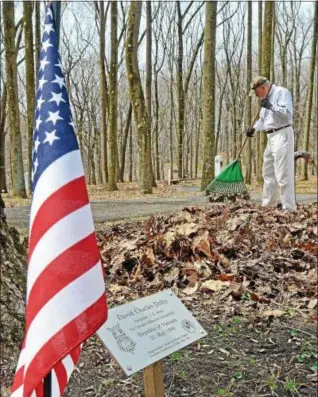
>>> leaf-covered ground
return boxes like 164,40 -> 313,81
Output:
65,201 -> 318,397
2,201 -> 317,396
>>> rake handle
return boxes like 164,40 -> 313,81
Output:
235,83 -> 273,161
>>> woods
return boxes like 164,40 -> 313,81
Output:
0,1 -> 316,196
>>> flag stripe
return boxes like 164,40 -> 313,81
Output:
27,205 -> 95,299
30,150 -> 84,229
54,362 -> 68,395
24,263 -> 105,374
26,233 -> 99,330
28,176 -> 89,259
23,296 -> 106,395
51,370 -> 60,397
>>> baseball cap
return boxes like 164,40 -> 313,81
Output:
249,76 -> 268,97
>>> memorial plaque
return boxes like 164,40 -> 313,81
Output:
97,289 -> 207,376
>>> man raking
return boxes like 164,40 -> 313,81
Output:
246,76 -> 296,212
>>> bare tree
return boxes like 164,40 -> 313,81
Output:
126,1 -> 152,193
107,1 -> 118,190
303,1 -> 317,180
23,1 -> 35,192
201,1 -> 217,190
2,1 -> 26,198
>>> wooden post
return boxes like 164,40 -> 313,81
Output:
143,360 -> 164,397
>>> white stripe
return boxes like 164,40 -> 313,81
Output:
24,262 -> 105,375
62,354 -> 75,380
10,386 -> 23,397
15,348 -> 26,372
51,369 -> 60,397
27,204 -> 94,299
30,150 -> 84,230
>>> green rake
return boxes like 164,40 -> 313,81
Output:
204,104 -> 264,200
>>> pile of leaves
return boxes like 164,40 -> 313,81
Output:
99,201 -> 317,318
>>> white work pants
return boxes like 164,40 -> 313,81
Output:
262,126 -> 296,211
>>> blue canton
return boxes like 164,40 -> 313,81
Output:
32,4 -> 78,191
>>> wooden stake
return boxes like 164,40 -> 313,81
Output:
143,360 -> 164,397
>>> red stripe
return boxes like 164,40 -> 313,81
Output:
23,295 -> 107,397
28,176 -> 89,260
70,346 -> 81,364
26,233 -> 99,331
35,381 -> 43,397
11,366 -> 24,393
54,361 -> 67,394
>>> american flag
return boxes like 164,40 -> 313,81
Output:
10,5 -> 108,397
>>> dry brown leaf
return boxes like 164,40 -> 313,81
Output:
262,309 -> 286,317
177,222 -> 198,236
308,298 -> 317,309
201,280 -> 230,293
183,282 -> 200,295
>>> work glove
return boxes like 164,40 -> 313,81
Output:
246,127 -> 255,137
260,98 -> 273,110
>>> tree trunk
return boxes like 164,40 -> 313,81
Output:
98,1 -> 108,184
145,2 -> 156,187
24,1 -> 35,193
260,1 -> 274,177
107,1 -> 118,190
119,104 -> 132,182
169,69 -> 174,179
245,1 -> 252,184
256,0 -> 263,183
200,1 -> 217,190
0,85 -> 7,193
303,1 -> 317,180
176,1 -> 184,179
129,125 -> 133,182
34,0 -> 41,74
3,1 -> 26,198
126,1 -> 152,193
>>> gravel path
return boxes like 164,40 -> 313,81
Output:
4,192 -> 316,229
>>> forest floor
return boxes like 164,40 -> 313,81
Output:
1,190 -> 317,397
62,201 -> 317,397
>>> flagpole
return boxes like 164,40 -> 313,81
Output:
44,371 -> 52,397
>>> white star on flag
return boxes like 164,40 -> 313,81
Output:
34,137 -> 41,153
44,23 -> 55,35
33,157 -> 39,171
39,56 -> 49,71
35,116 -> 42,130
38,76 -> 48,90
52,74 -> 66,89
37,96 -> 45,111
43,129 -> 60,145
46,110 -> 63,125
69,118 -> 75,129
55,59 -> 63,70
42,38 -> 53,53
46,7 -> 53,20
49,92 -> 66,106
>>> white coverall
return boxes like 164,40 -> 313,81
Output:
253,84 -> 296,212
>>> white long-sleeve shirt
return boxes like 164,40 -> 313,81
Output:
253,84 -> 293,132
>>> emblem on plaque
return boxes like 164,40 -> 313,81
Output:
181,319 -> 196,333
111,323 -> 136,354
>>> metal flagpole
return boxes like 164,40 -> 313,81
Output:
43,3 -> 60,394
